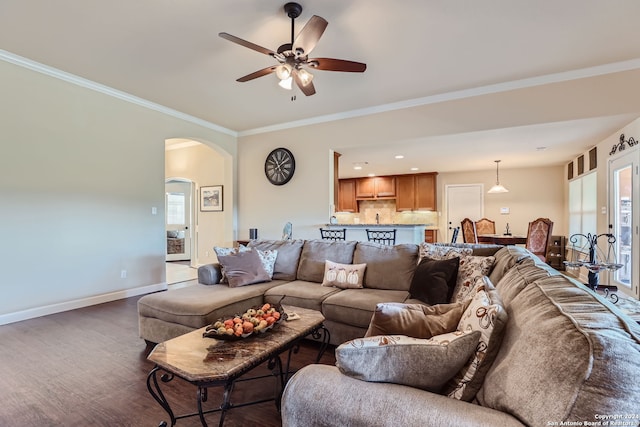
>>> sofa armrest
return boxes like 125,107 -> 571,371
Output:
282,365 -> 525,427
197,263 -> 222,285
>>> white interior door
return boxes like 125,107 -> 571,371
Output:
166,180 -> 193,262
446,184 -> 484,243
609,152 -> 639,299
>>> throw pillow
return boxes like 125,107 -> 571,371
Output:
321,260 -> 367,289
409,256 -> 460,304
445,277 -> 508,401
335,330 -> 481,393
216,250 -> 271,288
418,242 -> 472,262
364,301 -> 471,339
214,246 -> 278,281
451,255 -> 496,303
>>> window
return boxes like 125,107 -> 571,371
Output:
166,192 -> 186,225
568,171 -> 597,248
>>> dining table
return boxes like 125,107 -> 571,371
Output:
478,234 -> 527,245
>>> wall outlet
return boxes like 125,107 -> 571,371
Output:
151,207 -> 157,215
205,251 -> 210,257
120,270 -> 127,279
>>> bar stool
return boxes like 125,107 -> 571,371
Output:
366,229 -> 396,245
319,228 -> 346,241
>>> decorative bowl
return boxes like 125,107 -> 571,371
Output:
203,303 -> 287,341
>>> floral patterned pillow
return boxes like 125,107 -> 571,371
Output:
445,278 -> 508,401
451,255 -> 495,302
418,243 -> 472,263
321,260 -> 367,289
336,330 -> 481,393
213,246 -> 278,282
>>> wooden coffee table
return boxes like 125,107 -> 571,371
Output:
146,306 -> 328,427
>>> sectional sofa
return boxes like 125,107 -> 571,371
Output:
137,238 -> 640,426
138,239 -> 499,345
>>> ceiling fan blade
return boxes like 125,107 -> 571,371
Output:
292,70 -> 316,96
308,58 -> 367,72
236,66 -> 278,82
292,15 -> 328,56
219,32 -> 279,57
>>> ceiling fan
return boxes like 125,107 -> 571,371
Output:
219,2 -> 366,96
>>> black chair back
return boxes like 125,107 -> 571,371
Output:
451,227 -> 460,243
366,229 -> 396,245
319,228 -> 346,241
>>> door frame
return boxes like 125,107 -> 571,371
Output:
165,178 -> 197,267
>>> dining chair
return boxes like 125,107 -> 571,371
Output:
319,228 -> 346,241
366,229 -> 396,245
525,218 -> 554,262
460,218 -> 478,244
475,218 -> 496,236
450,226 -> 460,243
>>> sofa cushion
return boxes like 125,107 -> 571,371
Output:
322,288 -> 410,329
409,256 -> 459,305
321,260 -> 367,289
264,280 -> 342,312
494,257 -> 555,305
137,281 -> 285,329
335,331 -> 481,393
248,239 -> 304,281
445,277 -> 508,401
217,250 -> 271,288
488,245 -> 532,284
296,240 -> 357,283
476,275 -> 640,426
419,242 -> 472,261
353,242 -> 419,291
364,301 -> 470,339
451,255 -> 495,302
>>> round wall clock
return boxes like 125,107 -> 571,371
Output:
264,147 -> 295,185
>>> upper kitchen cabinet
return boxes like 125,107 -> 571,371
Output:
355,176 -> 396,199
337,178 -> 358,212
396,173 -> 437,211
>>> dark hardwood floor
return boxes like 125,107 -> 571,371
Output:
0,296 -> 336,427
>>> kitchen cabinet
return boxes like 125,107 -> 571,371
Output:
425,229 -> 437,243
337,179 -> 358,213
355,176 -> 396,199
396,173 -> 437,211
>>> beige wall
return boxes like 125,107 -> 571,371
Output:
438,165 -> 566,239
165,143 -> 232,265
0,59 -> 237,323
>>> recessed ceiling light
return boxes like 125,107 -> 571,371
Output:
410,167 -> 419,171
395,155 -> 404,159
354,165 -> 362,170
368,173 -> 375,177
536,146 -> 547,151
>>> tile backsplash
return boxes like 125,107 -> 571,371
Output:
335,200 -> 438,225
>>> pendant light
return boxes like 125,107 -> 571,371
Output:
488,160 -> 509,193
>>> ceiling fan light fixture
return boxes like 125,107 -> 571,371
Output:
488,160 -> 509,193
297,68 -> 314,86
275,64 -> 292,80
278,76 -> 293,90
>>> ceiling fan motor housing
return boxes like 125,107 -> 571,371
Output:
284,2 -> 303,19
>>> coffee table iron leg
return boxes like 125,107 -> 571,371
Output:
147,366 -> 177,427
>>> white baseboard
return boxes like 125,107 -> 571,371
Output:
0,282 -> 168,326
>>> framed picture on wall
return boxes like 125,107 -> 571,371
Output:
200,185 -> 223,212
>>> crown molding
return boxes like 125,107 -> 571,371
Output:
0,50 -> 237,137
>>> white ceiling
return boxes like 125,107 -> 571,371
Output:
3,0 -> 640,177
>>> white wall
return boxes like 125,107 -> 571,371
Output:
0,59 -> 237,323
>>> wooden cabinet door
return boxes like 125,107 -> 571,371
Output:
355,177 -> 376,199
375,176 -> 396,197
425,229 -> 436,243
338,179 -> 358,212
395,175 -> 415,211
415,173 -> 436,210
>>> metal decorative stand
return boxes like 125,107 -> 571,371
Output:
563,233 -> 623,304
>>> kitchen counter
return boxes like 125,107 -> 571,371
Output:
323,224 -> 429,244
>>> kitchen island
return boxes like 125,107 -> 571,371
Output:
322,224 -> 432,244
